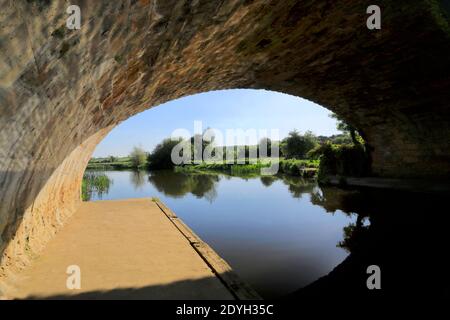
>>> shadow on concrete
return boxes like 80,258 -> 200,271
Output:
18,274 -> 236,300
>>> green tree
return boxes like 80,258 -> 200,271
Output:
130,146 -> 147,169
148,138 -> 185,169
330,113 -> 361,145
190,129 -> 216,161
303,130 -> 318,154
281,130 -> 318,159
258,137 -> 272,157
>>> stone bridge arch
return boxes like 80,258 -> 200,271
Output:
0,0 -> 449,279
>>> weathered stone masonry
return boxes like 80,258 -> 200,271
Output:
0,0 -> 449,286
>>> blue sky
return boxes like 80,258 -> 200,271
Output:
93,89 -> 339,157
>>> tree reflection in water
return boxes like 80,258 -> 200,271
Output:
148,170 -> 220,202
82,169 -> 449,300
130,170 -> 146,190
147,171 -> 450,300
310,187 -> 370,253
292,186 -> 449,302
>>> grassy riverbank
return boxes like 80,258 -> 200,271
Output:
81,171 -> 112,201
176,158 -> 319,178
88,155 -> 319,178
87,156 -> 136,170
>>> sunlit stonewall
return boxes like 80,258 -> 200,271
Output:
62,4 -> 381,31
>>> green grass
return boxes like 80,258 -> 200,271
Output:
179,161 -> 268,172
176,158 -> 319,178
86,156 -> 139,170
81,172 -> 112,201
88,155 -> 319,178
278,159 -> 319,177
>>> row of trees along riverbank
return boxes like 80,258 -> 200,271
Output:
87,113 -> 370,181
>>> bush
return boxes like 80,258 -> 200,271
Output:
82,172 -> 112,201
148,138 -> 184,169
317,143 -> 369,182
130,146 -> 147,169
278,159 -> 319,177
281,130 -> 318,159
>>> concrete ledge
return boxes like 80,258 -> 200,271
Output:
326,176 -> 450,194
5,199 -> 241,300
153,199 -> 262,300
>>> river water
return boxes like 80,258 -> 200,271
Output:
83,169 -> 364,298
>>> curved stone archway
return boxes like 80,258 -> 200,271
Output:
1,1 -> 449,280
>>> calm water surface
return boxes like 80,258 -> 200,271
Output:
84,169 -> 360,298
